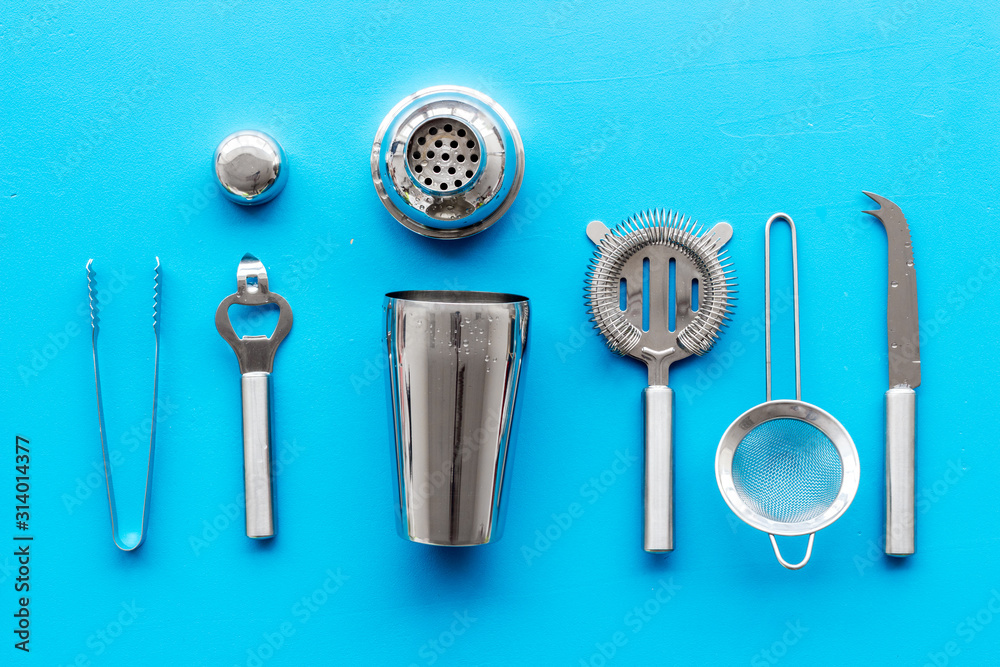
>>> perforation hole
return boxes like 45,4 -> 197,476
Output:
406,117 -> 481,194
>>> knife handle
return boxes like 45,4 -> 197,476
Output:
885,386 -> 916,556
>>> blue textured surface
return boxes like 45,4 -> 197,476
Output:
2,1 -> 999,665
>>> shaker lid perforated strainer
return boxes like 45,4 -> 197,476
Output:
371,85 -> 524,239
715,214 -> 859,570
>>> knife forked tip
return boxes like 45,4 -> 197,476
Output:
861,191 -> 902,221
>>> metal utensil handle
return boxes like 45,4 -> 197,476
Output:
644,386 -> 674,552
242,371 -> 275,539
768,533 -> 815,570
764,213 -> 801,402
885,386 -> 916,555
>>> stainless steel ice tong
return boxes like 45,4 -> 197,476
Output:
88,258 -> 160,551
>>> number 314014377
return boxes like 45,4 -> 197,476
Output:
15,436 -> 29,526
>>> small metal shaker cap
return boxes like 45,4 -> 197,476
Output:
214,130 -> 288,205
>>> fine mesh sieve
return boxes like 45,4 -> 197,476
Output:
732,418 -> 843,524
715,214 -> 859,570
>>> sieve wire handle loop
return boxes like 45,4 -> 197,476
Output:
768,533 -> 814,570
764,213 -> 801,402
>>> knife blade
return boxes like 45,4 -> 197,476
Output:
863,192 -> 921,388
863,191 -> 919,557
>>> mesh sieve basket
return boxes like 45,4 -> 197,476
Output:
715,214 -> 859,569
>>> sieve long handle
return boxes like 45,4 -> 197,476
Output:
644,386 -> 673,553
885,386 -> 916,556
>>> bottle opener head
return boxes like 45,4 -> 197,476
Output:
215,253 -> 293,374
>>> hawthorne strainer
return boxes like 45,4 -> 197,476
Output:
715,214 -> 859,570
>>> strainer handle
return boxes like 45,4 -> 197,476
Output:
644,386 -> 673,552
764,213 -> 801,402
768,533 -> 814,570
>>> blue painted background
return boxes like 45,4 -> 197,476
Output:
2,1 -> 998,665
